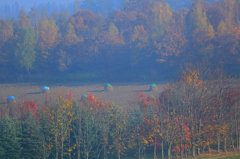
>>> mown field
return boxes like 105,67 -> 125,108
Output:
0,82 -> 166,109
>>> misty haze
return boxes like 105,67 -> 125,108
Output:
0,0 -> 240,159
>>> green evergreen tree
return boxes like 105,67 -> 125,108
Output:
0,116 -> 22,159
0,144 -> 5,159
39,110 -> 53,159
21,113 -> 42,159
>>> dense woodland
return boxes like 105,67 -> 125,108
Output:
1,67 -> 240,159
0,0 -> 239,82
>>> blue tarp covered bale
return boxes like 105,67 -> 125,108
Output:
149,95 -> 155,98
7,96 -> 16,103
41,86 -> 50,93
81,94 -> 88,100
150,84 -> 157,91
104,84 -> 113,91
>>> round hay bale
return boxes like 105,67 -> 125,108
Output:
150,84 -> 158,91
41,86 -> 50,93
81,94 -> 88,100
104,84 -> 113,91
7,96 -> 16,103
147,95 -> 155,101
149,95 -> 155,98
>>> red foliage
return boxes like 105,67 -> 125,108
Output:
84,93 -> 104,108
133,92 -> 149,107
20,100 -> 38,120
66,90 -> 74,101
172,144 -> 189,153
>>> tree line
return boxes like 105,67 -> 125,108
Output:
1,66 -> 240,159
0,0 -> 240,82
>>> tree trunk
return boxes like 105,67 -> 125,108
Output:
42,139 -> 46,159
224,136 -> 227,152
154,136 -> 157,159
61,140 -> 64,159
180,115 -> 183,159
160,109 -> 164,159
56,136 -> 58,159
237,131 -> 239,150
208,144 -> 211,153
78,149 -> 81,159
138,146 -> 140,159
236,109 -> 239,150
118,149 -> 121,159
191,103 -> 195,157
231,133 -> 234,149
184,142 -> 187,157
198,146 -> 200,155
238,132 -> 240,151
104,143 -> 107,159
217,133 -> 220,153
192,144 -> 195,157
69,131 -> 71,159
162,138 -> 164,159
168,145 -> 171,159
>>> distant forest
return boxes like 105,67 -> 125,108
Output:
0,0 -> 239,82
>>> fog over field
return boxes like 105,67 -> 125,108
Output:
1,0 -> 240,158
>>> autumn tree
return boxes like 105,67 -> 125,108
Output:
0,19 -> 13,47
29,7 -> 41,40
14,27 -> 37,73
18,8 -> 31,28
186,0 -> 214,61
0,19 -> 13,64
38,18 -> 59,68
64,23 -> 81,46
109,105 -> 129,159
44,96 -> 74,159
72,101 -> 83,159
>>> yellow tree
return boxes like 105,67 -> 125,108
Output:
150,1 -> 173,41
180,68 -> 205,157
80,96 -> 103,159
18,8 -> 31,28
186,0 -> 214,60
45,96 -> 74,159
128,95 -> 155,159
38,18 -> 59,63
215,20 -> 240,64
221,0 -> 236,30
97,102 -> 113,159
128,107 -> 148,159
0,19 -> 13,46
99,23 -> 124,45
64,23 -> 82,47
72,101 -> 83,159
109,105 -> 129,159
151,1 -> 173,30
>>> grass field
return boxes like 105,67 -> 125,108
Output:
121,151 -> 240,159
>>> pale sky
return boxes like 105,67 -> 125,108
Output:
0,0 -> 77,11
